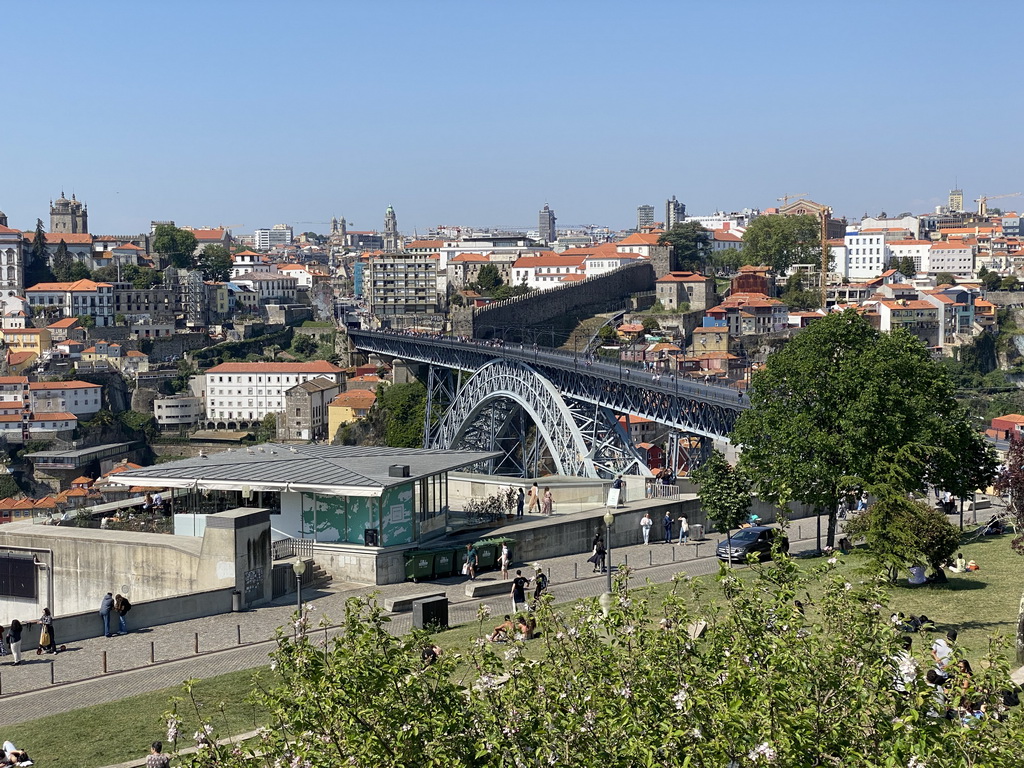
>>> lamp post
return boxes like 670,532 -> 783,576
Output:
292,558 -> 306,614
603,510 -> 614,596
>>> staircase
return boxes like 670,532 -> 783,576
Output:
271,557 -> 333,598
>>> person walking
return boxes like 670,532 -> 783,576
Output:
533,567 -> 548,605
465,543 -> 479,581
114,593 -> 132,635
100,592 -> 114,637
6,619 -> 23,665
526,483 -> 541,514
38,607 -> 57,654
640,513 -> 653,545
541,486 -> 553,516
588,537 -> 606,573
677,514 -> 689,544
510,570 -> 530,614
516,487 -> 525,517
499,542 -> 511,580
663,511 -> 674,543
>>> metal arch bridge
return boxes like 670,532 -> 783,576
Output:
347,329 -> 750,479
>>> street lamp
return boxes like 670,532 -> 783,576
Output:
603,509 -> 615,597
292,558 -> 306,614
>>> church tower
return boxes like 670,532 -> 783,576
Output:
383,204 -> 399,252
50,191 -> 88,234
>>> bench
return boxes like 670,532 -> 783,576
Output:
383,591 -> 447,612
464,579 -> 514,599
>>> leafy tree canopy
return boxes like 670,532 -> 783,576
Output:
166,563 -> 1024,767
935,272 -> 957,286
24,219 -> 55,286
780,274 -> 822,311
153,224 -> 198,269
374,381 -> 426,448
692,449 -> 751,537
741,214 -> 821,274
659,221 -> 712,271
475,263 -> 502,292
198,244 -> 232,282
122,264 -> 163,289
731,310 -> 997,546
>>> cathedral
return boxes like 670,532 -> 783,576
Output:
50,191 -> 88,235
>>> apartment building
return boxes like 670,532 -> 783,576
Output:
204,361 -> 344,425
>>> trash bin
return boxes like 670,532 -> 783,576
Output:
691,524 -> 705,541
475,541 -> 498,569
231,590 -> 242,612
412,595 -> 449,630
404,551 -> 435,582
432,548 -> 456,577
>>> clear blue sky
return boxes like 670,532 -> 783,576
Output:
2,1 -> 1022,236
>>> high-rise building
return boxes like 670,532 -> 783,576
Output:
383,205 -> 399,252
50,192 -> 88,234
637,205 -> 655,229
538,204 -> 557,244
665,196 -> 685,229
253,224 -> 294,250
948,189 -> 964,213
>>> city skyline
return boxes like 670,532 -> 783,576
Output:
2,1 -> 1022,234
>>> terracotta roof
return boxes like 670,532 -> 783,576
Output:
617,323 -> 644,332
32,412 -> 77,421
888,239 -> 931,246
0,376 -> 28,385
713,231 -> 742,242
880,300 -> 935,310
617,233 -> 661,245
930,242 -> 970,250
975,298 -> 995,307
22,232 -> 94,244
206,361 -> 342,374
7,352 -> 35,365
329,390 -> 378,407
71,476 -> 93,484
657,271 -> 708,283
234,250 -> 262,257
28,380 -> 101,390
450,252 -> 489,263
47,318 -> 81,329
0,225 -> 22,235
994,413 -> 1024,424
406,240 -> 444,249
26,279 -> 111,292
188,229 -> 226,239
560,274 -> 587,281
3,328 -> 47,334
691,326 -> 726,333
115,242 -> 144,250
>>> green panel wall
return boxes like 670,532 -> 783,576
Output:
346,495 -> 376,544
380,483 -> 414,547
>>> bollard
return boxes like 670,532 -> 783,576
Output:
649,550 -> 652,567
574,562 -> 578,580
624,554 -> 628,567
0,672 -> 3,694
237,624 -> 242,645
150,641 -> 155,664
102,651 -> 107,674
672,546 -> 675,562
695,544 -> 700,558
50,660 -> 55,685
799,524 -> 803,539
194,632 -> 199,654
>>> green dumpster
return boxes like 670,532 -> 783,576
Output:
404,551 -> 435,582
475,541 -> 498,569
433,548 -> 456,577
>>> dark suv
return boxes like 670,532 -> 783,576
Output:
715,526 -> 789,563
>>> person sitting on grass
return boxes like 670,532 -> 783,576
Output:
489,615 -> 514,643
515,614 -> 537,640
947,552 -> 968,573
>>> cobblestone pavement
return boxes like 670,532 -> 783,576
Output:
0,509 -> 838,725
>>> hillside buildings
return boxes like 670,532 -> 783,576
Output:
203,361 -> 344,427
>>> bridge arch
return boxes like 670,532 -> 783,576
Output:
431,359 -> 646,478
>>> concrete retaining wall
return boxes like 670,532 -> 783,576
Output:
12,587 -> 235,650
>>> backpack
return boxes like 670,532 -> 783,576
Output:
536,573 -> 548,590
118,597 -> 132,614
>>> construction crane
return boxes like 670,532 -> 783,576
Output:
777,192 -> 808,205
974,193 -> 1021,217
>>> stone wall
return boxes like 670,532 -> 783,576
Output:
466,262 -> 656,339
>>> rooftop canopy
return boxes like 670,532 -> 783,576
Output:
107,444 -> 499,498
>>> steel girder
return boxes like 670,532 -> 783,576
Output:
349,330 -> 747,439
430,359 -> 650,479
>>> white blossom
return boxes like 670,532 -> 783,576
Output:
748,742 -> 777,762
827,557 -> 838,565
672,686 -> 689,710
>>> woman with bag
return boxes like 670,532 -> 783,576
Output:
7,619 -> 23,665
38,607 -> 57,654
541,487 -> 553,516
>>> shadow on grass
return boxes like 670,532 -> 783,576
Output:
893,578 -> 990,592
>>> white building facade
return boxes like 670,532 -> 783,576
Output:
204,361 -> 344,424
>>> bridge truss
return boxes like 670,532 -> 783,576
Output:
348,330 -> 748,479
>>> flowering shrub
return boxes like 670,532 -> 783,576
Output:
167,558 -> 1024,766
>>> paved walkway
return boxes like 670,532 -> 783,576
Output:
0,505 -> 841,726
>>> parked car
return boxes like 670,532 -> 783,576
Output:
715,526 -> 789,563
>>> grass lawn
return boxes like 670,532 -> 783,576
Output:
9,534 -> 1021,767
3,668 -> 271,768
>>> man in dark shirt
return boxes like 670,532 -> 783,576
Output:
510,570 -> 530,613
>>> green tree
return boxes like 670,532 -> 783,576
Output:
475,263 -> 502,292
844,490 -> 960,583
68,261 -> 91,281
0,469 -> 20,499
91,265 -> 119,283
780,274 -> 821,311
741,214 -> 821,274
597,324 -> 618,343
292,334 -> 319,358
197,244 -> 232,282
51,239 -> 74,281
658,221 -> 711,271
708,247 -> 748,273
76,314 -> 96,328
641,316 -> 661,333
122,264 -> 163,289
153,224 -> 198,269
731,310 -> 997,548
1001,275 -> 1019,291
692,450 -> 751,559
935,272 -> 957,286
374,381 -> 426,448
898,255 -> 916,278
254,413 -> 277,443
981,270 -> 1002,291
24,219 -> 55,286
165,562 -> 1024,768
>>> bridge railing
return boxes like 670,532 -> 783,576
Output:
350,329 -> 749,410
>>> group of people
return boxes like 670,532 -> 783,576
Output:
1,608 -> 59,665
99,592 -> 132,637
509,567 -> 548,613
524,483 -> 553,516
0,741 -> 32,766
488,612 -> 537,642
639,511 -> 690,545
